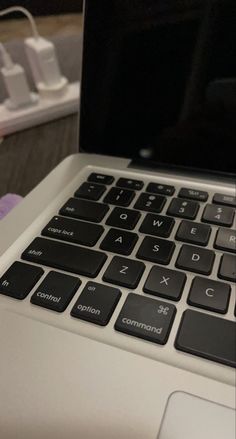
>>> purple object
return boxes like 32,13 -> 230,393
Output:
0,194 -> 23,219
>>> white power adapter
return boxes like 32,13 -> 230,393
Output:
0,42 -> 38,110
25,37 -> 68,99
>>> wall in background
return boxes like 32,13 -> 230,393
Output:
0,0 -> 83,16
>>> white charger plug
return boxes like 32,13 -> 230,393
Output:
0,42 -> 38,110
25,37 -> 68,99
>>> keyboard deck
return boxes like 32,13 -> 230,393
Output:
1,168 -> 236,375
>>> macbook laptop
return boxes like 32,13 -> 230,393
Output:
0,1 -> 235,438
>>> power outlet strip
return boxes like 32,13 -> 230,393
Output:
0,81 -> 80,136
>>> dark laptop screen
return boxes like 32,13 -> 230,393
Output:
79,0 -> 236,175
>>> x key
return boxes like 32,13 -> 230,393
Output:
144,266 -> 186,301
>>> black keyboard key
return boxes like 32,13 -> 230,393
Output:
31,271 -> 80,312
137,236 -> 175,265
74,182 -> 106,201
167,198 -> 199,219
60,198 -> 109,223
88,173 -> 114,185
202,204 -> 234,226
42,216 -> 104,247
106,207 -> 141,230
139,214 -> 174,238
218,254 -> 236,282
214,228 -> 236,253
116,178 -> 144,191
100,228 -> 138,255
71,282 -> 121,326
146,183 -> 175,196
178,188 -> 208,202
103,256 -> 145,289
144,266 -> 186,301
176,220 -> 211,246
213,193 -> 236,207
176,244 -> 215,275
115,293 -> 176,345
188,277 -> 231,314
0,262 -> 43,300
22,238 -> 107,278
103,187 -> 135,207
175,310 -> 236,368
134,193 -> 166,213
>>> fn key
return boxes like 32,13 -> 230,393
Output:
175,310 -> 236,368
0,262 -> 43,300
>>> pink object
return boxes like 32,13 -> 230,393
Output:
0,194 -> 23,219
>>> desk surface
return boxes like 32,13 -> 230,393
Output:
0,115 -> 78,197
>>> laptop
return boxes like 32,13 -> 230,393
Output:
0,1 -> 235,438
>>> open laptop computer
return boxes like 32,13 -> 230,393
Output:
0,1 -> 235,438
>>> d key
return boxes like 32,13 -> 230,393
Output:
176,244 -> 215,275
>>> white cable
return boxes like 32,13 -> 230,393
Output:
0,6 -> 39,39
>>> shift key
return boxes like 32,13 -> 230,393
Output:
22,237 -> 107,277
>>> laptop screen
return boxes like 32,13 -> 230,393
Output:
79,0 -> 236,175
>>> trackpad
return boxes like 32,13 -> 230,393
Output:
158,391 -> 235,439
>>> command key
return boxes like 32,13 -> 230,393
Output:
115,293 -> 176,344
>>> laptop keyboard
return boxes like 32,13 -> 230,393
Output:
1,171 -> 236,370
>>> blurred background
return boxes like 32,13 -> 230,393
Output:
0,0 -> 83,41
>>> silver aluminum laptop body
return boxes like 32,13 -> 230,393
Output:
0,1 -> 235,438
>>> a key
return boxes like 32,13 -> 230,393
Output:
103,256 -> 145,289
178,188 -> 208,202
88,173 -> 114,185
116,178 -> 144,191
106,207 -> 141,230
176,244 -> 215,275
100,228 -> 138,255
188,277 -> 231,314
134,193 -> 166,213
167,198 -> 199,219
139,214 -> 174,238
59,198 -> 109,223
136,236 -> 175,265
146,183 -> 175,196
22,238 -> 107,278
202,204 -> 234,227
213,193 -> 236,208
143,266 -> 186,301
42,216 -> 104,247
103,187 -> 135,207
175,310 -> 236,367
218,254 -> 236,282
214,228 -> 236,253
115,293 -> 176,345
176,220 -> 211,246
31,271 -> 80,312
71,282 -> 121,326
74,182 -> 106,201
0,262 -> 43,300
